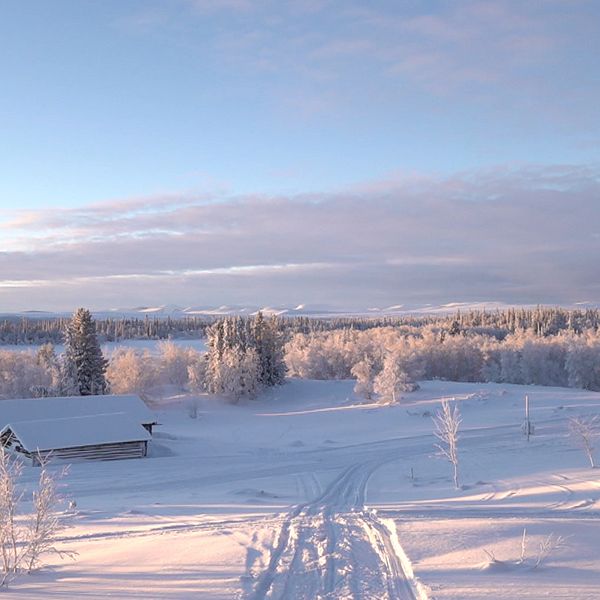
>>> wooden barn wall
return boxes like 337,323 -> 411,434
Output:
18,440 -> 148,464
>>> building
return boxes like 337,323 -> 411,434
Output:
0,414 -> 151,464
0,394 -> 157,464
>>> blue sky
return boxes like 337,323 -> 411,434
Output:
1,1 -> 600,310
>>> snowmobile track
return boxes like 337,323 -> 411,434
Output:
247,458 -> 420,600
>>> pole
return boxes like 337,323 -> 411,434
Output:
525,394 -> 530,442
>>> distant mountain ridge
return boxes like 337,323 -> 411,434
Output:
3,301 -> 600,320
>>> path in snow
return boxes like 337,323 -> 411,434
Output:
246,459 -> 421,600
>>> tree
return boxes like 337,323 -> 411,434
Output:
433,399 -> 462,489
0,449 -> 73,587
351,357 -> 375,400
106,348 -> 159,399
205,314 -> 285,399
157,341 -> 198,390
62,308 -> 108,396
187,355 -> 208,393
252,312 -> 287,386
568,415 -> 598,468
0,351 -> 51,400
213,347 -> 260,403
373,352 -> 418,403
32,344 -> 61,397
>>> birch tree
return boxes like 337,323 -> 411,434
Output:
433,399 -> 462,489
568,415 -> 599,468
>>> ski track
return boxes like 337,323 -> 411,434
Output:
247,459 -> 420,600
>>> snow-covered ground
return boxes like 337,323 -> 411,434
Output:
9,380 -> 600,599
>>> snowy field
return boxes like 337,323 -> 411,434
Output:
8,379 -> 600,599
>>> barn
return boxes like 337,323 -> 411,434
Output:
0,414 -> 151,464
0,394 -> 157,464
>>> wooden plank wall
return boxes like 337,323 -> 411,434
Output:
19,440 -> 148,465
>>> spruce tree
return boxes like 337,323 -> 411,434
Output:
252,312 -> 287,386
62,308 -> 109,396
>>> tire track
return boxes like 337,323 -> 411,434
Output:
247,458 -> 421,600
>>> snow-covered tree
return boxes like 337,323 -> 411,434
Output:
0,351 -> 51,400
213,347 -> 260,403
351,356 -> 375,400
62,308 -> 108,396
187,354 -> 208,392
106,348 -> 160,398
568,415 -> 599,468
157,341 -> 198,390
373,351 -> 419,403
433,399 -> 462,489
252,312 -> 287,386
566,334 -> 600,391
205,314 -> 284,399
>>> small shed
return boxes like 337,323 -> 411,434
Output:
0,413 -> 152,465
0,394 -> 157,434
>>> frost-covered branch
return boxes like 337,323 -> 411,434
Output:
568,415 -> 599,468
433,399 -> 462,489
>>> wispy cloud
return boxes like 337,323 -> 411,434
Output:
1,163 -> 599,310
118,0 -> 598,126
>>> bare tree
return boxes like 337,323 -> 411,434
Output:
26,459 -> 74,572
433,399 -> 462,489
568,415 -> 599,468
0,448 -> 24,586
0,448 -> 74,587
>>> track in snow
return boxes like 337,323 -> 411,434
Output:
246,459 -> 420,600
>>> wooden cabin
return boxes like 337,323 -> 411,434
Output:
0,394 -> 157,434
0,414 -> 151,465
0,394 -> 157,464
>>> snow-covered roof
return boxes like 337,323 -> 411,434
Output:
0,394 -> 156,428
1,413 -> 151,452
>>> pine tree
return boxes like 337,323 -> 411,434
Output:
252,312 -> 287,386
62,308 -> 108,396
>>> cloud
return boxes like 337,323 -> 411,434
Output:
1,163 -> 599,310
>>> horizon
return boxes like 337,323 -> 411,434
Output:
2,1 -> 599,311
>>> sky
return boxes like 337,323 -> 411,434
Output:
1,0 -> 600,312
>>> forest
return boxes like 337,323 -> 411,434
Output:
1,307 -> 600,401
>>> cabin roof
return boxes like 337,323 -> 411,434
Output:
1,413 -> 151,452
0,394 -> 156,428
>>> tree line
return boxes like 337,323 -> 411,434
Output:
3,306 -> 600,346
0,311 -> 287,403
0,315 -> 213,345
285,326 -> 600,400
3,308 -> 600,403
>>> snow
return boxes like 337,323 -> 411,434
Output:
7,301 -> 600,321
6,379 -> 600,598
3,413 -> 151,452
0,393 -> 156,428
